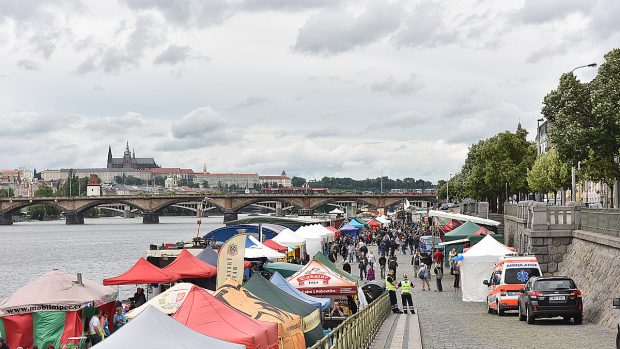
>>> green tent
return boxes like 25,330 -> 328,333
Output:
244,274 -> 324,347
444,221 -> 482,241
353,217 -> 370,228
312,252 -> 360,283
264,262 -> 303,278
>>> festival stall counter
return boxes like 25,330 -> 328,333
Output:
213,279 -> 306,349
244,274 -> 324,347
94,305 -> 244,349
173,286 -> 278,349
0,270 -> 118,349
269,272 -> 331,312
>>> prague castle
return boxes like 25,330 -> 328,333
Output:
107,142 -> 159,169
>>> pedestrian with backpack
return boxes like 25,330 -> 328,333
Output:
434,263 -> 443,292
418,264 -> 431,291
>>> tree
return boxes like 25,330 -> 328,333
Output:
291,176 -> 306,187
154,176 -> 165,186
30,184 -> 60,220
0,188 -> 15,197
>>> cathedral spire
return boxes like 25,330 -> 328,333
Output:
132,148 -> 136,159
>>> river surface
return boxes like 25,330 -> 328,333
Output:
0,216 -> 225,300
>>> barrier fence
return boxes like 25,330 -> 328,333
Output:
310,292 -> 391,349
581,207 -> 620,237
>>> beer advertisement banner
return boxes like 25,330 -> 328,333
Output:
216,234 -> 246,289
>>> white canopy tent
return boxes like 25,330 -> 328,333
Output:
460,235 -> 513,302
309,224 -> 335,242
294,227 -> 324,257
272,228 -> 305,246
375,215 -> 389,225
428,210 -> 501,227
125,283 -> 194,320
329,208 -> 345,215
94,306 -> 244,349
245,235 -> 286,259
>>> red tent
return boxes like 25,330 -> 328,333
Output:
263,239 -> 288,253
173,286 -> 279,349
441,219 -> 462,232
103,257 -> 179,286
473,226 -> 495,235
163,249 -> 217,279
367,220 -> 381,230
326,226 -> 340,238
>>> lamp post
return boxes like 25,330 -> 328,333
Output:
569,63 -> 598,202
447,173 -> 452,203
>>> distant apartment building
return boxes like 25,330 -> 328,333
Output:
260,171 -> 292,187
194,173 -> 259,189
150,168 -> 194,180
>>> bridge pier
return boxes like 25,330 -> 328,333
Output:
223,210 -> 238,223
65,212 -> 84,225
298,208 -> 313,216
0,214 -> 13,225
275,202 -> 283,217
124,205 -> 135,218
143,212 -> 160,224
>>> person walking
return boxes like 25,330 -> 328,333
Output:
448,248 -> 457,269
379,255 -> 387,279
388,255 -> 398,277
434,263 -> 443,292
408,235 -> 415,255
398,274 -> 415,314
347,243 -> 355,263
386,269 -> 403,314
412,251 -> 421,277
418,264 -> 431,291
451,261 -> 461,293
367,251 -> 376,270
358,253 -> 368,280
433,248 -> 444,273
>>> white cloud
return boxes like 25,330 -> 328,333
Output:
370,73 -> 423,95
154,45 -> 191,65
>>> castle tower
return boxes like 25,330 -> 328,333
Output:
107,146 -> 113,168
123,141 -> 132,168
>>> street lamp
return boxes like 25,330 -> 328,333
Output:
447,173 -> 452,202
569,63 -> 598,202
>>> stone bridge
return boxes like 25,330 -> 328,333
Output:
0,193 -> 435,225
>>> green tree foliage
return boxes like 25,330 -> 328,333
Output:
527,149 -> 570,197
154,176 -> 166,186
291,176 -> 306,187
0,188 -> 15,197
309,177 -> 434,192
459,125 -> 536,212
30,184 -> 60,220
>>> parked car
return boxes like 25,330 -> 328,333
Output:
518,276 -> 583,325
418,236 -> 443,254
613,297 -> 620,348
484,254 -> 542,315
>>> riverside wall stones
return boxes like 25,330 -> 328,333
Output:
558,233 -> 620,330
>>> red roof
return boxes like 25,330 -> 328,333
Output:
442,219 -> 462,232
473,226 -> 495,235
103,257 -> 179,285
163,249 -> 217,278
262,240 -> 288,253
150,168 -> 194,174
173,286 -> 279,349
195,173 -> 258,177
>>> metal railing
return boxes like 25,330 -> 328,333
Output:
581,208 -> 620,237
309,293 -> 391,349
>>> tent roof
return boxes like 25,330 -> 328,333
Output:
195,246 -> 218,266
204,224 -> 278,243
103,257 -> 179,286
270,272 -> 331,311
94,306 -> 244,349
368,220 -> 381,227
225,216 -> 328,227
329,208 -> 345,214
163,249 -> 217,279
264,262 -> 303,278
287,259 -> 358,295
339,224 -> 358,232
353,217 -> 370,227
245,235 -> 286,259
263,239 -> 288,252
272,228 -> 306,246
346,219 -> 364,228
375,215 -> 389,224
473,226 -> 495,235
325,226 -> 339,233
244,274 -> 323,346
429,210 -> 501,226
0,270 -> 117,315
462,235 -> 512,258
125,283 -> 194,320
212,279 -> 304,343
445,221 -> 482,237
313,252 -> 360,283
440,219 -> 462,232
174,285 -> 278,349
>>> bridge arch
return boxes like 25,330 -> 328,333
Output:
229,197 -> 303,212
74,199 -> 147,214
2,199 -> 66,215
151,197 -> 225,213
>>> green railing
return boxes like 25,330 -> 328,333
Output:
309,292 -> 391,349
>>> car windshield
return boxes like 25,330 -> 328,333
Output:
504,268 -> 540,284
534,279 -> 576,291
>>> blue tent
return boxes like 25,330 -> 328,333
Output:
347,220 -> 365,228
339,224 -> 358,237
203,224 -> 279,243
269,272 -> 331,311
195,246 -> 218,266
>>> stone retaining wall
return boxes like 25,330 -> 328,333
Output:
558,232 -> 620,330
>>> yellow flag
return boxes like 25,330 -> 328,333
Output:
216,234 -> 246,289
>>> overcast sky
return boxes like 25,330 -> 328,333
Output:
0,0 -> 617,182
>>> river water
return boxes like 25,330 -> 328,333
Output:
0,216 -> 225,300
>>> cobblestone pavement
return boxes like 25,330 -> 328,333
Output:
355,244 -> 617,349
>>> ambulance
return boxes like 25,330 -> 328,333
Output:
484,254 -> 542,315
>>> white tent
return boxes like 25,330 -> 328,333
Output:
429,210 -> 501,227
126,283 -> 194,320
272,228 -> 305,247
329,208 -> 345,215
309,224 -> 335,242
460,235 -> 513,302
245,235 -> 286,259
94,306 -> 244,349
375,215 -> 389,225
294,227 -> 324,257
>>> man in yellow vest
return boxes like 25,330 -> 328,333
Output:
386,268 -> 403,313
398,274 -> 416,314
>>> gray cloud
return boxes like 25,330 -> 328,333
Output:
391,2 -> 457,48
157,107 -> 237,151
17,59 -> 40,71
122,0 -> 232,28
154,45 -> 191,65
293,2 -> 402,55
238,0 -> 339,12
370,73 -> 423,95
228,96 -> 273,110
515,0 -> 589,24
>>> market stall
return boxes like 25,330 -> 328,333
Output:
269,272 -> 331,311
0,270 -> 118,349
173,285 -> 279,349
103,257 -> 179,285
264,262 -> 303,278
125,283 -> 193,320
162,249 -> 217,279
